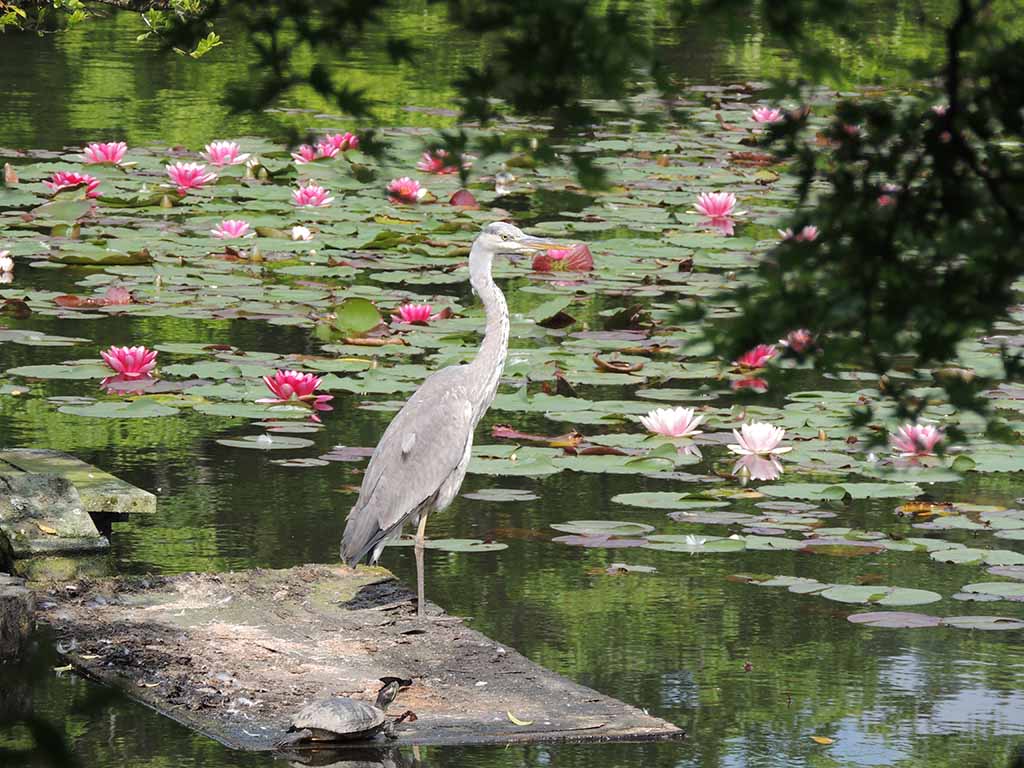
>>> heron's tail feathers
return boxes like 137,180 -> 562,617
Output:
340,503 -> 387,568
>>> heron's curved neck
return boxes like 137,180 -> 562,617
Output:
468,249 -> 509,422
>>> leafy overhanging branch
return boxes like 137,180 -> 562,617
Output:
684,0 -> 1024,437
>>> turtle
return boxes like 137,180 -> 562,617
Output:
276,677 -> 413,748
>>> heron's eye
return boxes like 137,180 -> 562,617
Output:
501,234 -> 510,241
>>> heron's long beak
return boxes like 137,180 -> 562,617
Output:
519,236 -> 573,252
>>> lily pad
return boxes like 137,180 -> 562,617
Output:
819,585 -> 942,606
550,520 -> 655,536
941,615 -> 1024,630
612,492 -> 731,509
960,582 -> 1024,600
643,534 -> 746,553
8,363 -> 111,380
462,488 -> 539,502
758,482 -> 923,500
59,400 -> 179,418
216,435 -> 315,450
847,611 -> 944,628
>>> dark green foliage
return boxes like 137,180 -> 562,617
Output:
687,0 -> 1024,433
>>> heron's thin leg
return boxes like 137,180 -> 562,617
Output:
414,512 -> 429,617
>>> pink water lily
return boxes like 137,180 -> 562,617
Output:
101,345 -> 157,379
0,251 -> 12,273
83,141 -> 127,165
778,225 -> 819,242
751,107 -> 784,124
694,192 -> 741,218
292,183 -> 334,207
449,189 -> 479,208
728,422 -> 791,457
103,284 -> 134,305
211,219 -> 253,239
323,132 -> 359,152
735,344 -> 777,370
416,149 -> 470,175
732,454 -> 783,481
290,225 -> 314,241
166,162 -> 217,195
639,406 -> 704,438
780,329 -> 814,353
259,370 -> 333,413
201,141 -> 249,166
890,423 -> 944,457
391,303 -> 434,324
532,243 -> 594,273
387,177 -> 427,204
44,171 -> 100,198
291,144 -> 320,164
315,141 -> 340,159
731,377 -> 768,394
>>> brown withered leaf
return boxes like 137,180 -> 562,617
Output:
592,351 -> 644,374
729,151 -> 777,167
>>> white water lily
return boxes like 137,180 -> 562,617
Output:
290,225 -> 314,241
684,534 -> 708,547
727,421 -> 791,457
639,406 -> 704,438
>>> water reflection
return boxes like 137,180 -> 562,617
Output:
731,454 -> 783,482
284,746 -> 415,768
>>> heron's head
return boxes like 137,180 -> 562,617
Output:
471,222 -> 569,283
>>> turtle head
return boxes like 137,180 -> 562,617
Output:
376,676 -> 413,710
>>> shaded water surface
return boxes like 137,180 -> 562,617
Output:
2,2 -> 1023,767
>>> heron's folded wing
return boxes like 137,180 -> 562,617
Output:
341,368 -> 474,563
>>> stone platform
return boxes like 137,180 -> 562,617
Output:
36,564 -> 683,751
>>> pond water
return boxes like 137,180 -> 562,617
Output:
2,2 -> 1024,767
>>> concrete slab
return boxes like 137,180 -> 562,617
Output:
0,449 -> 155,515
0,572 -> 34,658
36,564 -> 684,751
0,473 -> 108,559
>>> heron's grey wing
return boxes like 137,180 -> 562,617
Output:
341,366 -> 474,566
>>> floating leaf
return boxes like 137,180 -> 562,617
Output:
613,492 -> 731,509
550,520 -> 654,536
847,611 -> 943,628
462,488 -> 539,502
59,400 -> 179,418
8,363 -> 111,380
941,615 -> 1024,631
216,435 -> 314,450
333,297 -> 383,336
960,582 -> 1024,600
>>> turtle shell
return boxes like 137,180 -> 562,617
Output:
289,697 -> 386,740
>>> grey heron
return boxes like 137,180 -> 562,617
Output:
340,221 -> 568,616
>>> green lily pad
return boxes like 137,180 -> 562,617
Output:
960,582 -> 1024,599
8,363 -> 111,379
941,615 -> 1024,630
59,400 -> 180,418
612,492 -> 731,509
550,520 -> 655,536
216,434 -> 315,450
758,482 -> 923,500
643,534 -> 746,553
390,537 -> 508,552
819,585 -> 942,606
333,297 -> 383,336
